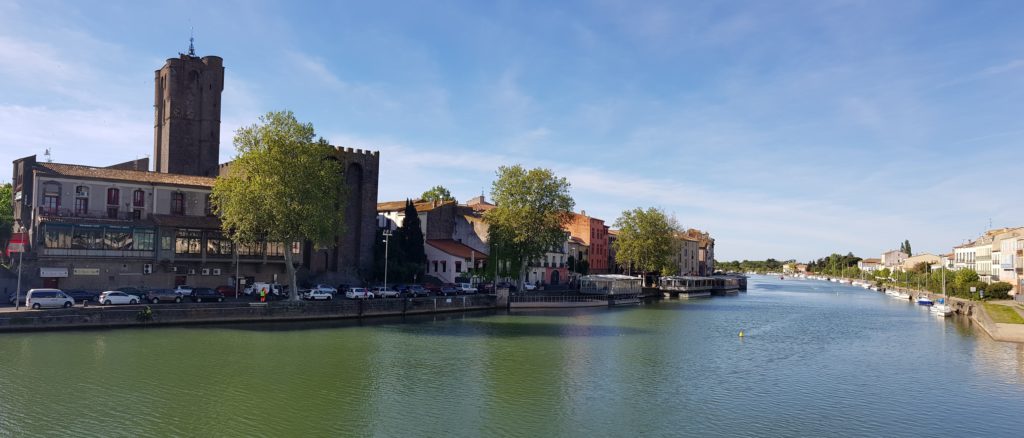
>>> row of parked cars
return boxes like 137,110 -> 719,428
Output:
9,281 -> 495,309
7,286 -> 229,309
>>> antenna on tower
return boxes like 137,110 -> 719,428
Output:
188,26 -> 196,57
44,148 -> 52,163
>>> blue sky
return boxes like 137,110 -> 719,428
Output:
1,0 -> 1022,261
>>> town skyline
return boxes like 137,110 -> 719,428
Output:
2,0 -> 1023,261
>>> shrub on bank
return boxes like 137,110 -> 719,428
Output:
986,282 -> 1013,300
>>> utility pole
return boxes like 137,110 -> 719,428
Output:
382,229 -> 393,288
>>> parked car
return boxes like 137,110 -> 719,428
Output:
523,283 -> 538,291
99,291 -> 140,305
424,283 -> 442,294
303,289 -> 334,300
373,287 -> 400,298
173,285 -> 194,295
117,286 -> 146,297
311,284 -> 338,295
405,285 -> 428,297
64,289 -> 100,303
438,285 -> 458,296
145,288 -> 183,304
190,288 -> 224,303
26,289 -> 75,309
458,283 -> 478,294
7,290 -> 28,306
215,285 -> 237,297
345,287 -> 374,299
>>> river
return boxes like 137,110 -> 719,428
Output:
1,276 -> 1022,437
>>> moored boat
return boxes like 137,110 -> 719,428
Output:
916,295 -> 933,306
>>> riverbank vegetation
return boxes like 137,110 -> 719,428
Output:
612,207 -> 680,283
716,259 -> 793,273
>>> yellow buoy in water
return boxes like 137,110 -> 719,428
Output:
738,331 -> 745,337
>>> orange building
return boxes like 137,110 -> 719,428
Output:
566,211 -> 610,274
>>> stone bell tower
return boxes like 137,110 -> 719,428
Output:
153,37 -> 224,177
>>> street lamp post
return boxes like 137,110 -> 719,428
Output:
382,229 -> 393,288
15,225 -> 24,311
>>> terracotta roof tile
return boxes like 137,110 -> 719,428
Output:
376,199 -> 456,213
426,239 -> 487,259
37,162 -> 215,188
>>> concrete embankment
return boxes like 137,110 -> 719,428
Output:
0,295 -> 497,332
896,287 -> 1024,344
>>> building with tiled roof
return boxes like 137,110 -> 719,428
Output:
8,47 -> 382,290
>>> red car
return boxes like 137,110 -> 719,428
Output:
215,285 -> 237,297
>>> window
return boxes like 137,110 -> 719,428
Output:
237,241 -> 264,257
455,261 -> 462,273
43,224 -> 72,248
133,228 -> 155,251
205,231 -> 232,256
266,242 -> 285,257
171,192 -> 185,215
160,233 -> 173,251
175,229 -> 202,255
104,227 -> 132,250
71,226 -> 103,249
75,185 -> 89,198
107,188 -> 119,205
133,189 -> 145,207
74,198 -> 89,216
40,194 -> 59,214
107,206 -> 119,219
441,261 -> 447,273
433,261 -> 439,273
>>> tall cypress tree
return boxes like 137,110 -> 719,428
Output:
399,199 -> 426,279
904,240 -> 912,256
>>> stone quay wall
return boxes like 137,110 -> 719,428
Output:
0,295 -> 497,332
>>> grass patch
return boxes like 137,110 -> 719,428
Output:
984,303 -> 1024,324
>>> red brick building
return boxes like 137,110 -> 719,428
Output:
566,212 -> 610,274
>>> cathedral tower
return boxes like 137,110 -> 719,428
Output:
153,40 -> 224,176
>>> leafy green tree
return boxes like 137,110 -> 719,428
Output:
0,182 -> 12,263
211,111 -> 346,301
612,207 -> 680,285
484,165 -> 574,290
910,262 -> 930,274
576,258 -> 590,275
421,185 -> 455,204
953,269 -> 979,288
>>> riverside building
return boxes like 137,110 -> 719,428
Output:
9,44 -> 380,290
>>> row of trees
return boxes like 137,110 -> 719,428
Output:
209,110 -> 698,298
876,267 -> 1013,300
716,259 -> 793,273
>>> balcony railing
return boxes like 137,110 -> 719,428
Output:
38,207 -> 143,221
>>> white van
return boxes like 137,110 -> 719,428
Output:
244,282 -> 282,296
26,289 -> 75,309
